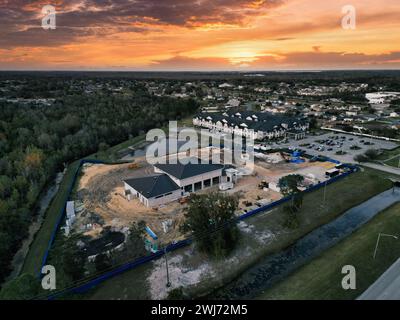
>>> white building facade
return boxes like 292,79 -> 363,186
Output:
124,160 -> 225,208
193,111 -> 309,141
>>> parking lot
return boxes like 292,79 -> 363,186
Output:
193,127 -> 399,165
279,132 -> 399,163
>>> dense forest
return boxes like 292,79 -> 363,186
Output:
1,70 -> 400,286
0,78 -> 199,284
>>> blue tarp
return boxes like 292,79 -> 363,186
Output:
145,226 -> 158,240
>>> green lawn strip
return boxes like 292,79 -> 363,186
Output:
21,160 -> 81,276
85,117 -> 193,162
83,168 -> 392,300
251,167 -> 393,237
83,260 -> 153,300
85,134 -> 147,162
194,168 -> 393,298
259,202 -> 400,300
377,146 -> 400,167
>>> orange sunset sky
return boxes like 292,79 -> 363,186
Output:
0,0 -> 400,70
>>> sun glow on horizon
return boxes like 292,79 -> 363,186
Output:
0,0 -> 399,70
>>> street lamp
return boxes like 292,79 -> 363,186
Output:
373,233 -> 398,259
388,178 -> 400,194
320,180 -> 328,210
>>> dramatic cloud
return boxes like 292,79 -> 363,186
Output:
153,51 -> 400,70
0,0 -> 399,69
0,0 -> 285,48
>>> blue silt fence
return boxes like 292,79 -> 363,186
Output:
38,159 -> 105,278
42,159 -> 358,298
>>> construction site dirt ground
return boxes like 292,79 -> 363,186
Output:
87,167 -> 392,300
75,159 -> 187,245
73,152 -> 334,245
228,157 -> 334,212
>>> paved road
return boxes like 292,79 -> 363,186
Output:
210,188 -> 400,299
358,258 -> 400,300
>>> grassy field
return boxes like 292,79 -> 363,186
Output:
82,167 -> 393,300
90,116 -> 194,162
377,147 -> 400,168
258,202 -> 400,300
241,166 -> 398,245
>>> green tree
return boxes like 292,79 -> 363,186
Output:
278,174 -> 305,196
126,220 -> 146,259
94,253 -> 112,272
0,273 -> 40,300
0,175 -> 12,199
98,142 -> 110,152
62,238 -> 86,281
309,117 -> 318,130
182,193 -> 239,258
354,154 -> 368,163
278,175 -> 305,227
364,149 -> 380,161
282,205 -> 300,230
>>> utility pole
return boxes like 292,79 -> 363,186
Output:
390,178 -> 399,194
164,248 -> 171,288
320,180 -> 328,209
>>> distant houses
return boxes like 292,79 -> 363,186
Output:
366,92 -> 400,104
193,111 -> 309,141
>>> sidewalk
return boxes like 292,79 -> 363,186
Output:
358,257 -> 400,300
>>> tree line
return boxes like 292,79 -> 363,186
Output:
0,79 -> 199,285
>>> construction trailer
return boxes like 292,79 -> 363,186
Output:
325,168 -> 340,178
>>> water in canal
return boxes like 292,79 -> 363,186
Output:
209,188 -> 400,299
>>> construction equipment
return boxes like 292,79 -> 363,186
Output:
280,151 -> 290,163
258,180 -> 269,189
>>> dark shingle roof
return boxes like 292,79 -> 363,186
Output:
124,174 -> 180,199
154,159 -> 224,180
